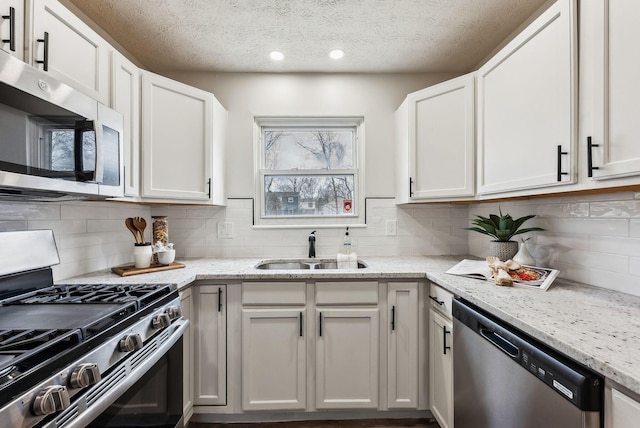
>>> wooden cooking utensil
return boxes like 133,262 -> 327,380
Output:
125,218 -> 140,244
133,217 -> 147,243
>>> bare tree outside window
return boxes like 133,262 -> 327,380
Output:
261,123 -> 358,218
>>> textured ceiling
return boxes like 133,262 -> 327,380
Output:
68,0 -> 548,73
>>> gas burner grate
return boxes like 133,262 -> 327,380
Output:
0,329 -> 66,351
5,283 -> 175,309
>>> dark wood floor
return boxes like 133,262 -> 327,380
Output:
190,418 -> 440,428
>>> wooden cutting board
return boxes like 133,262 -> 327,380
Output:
111,262 -> 186,277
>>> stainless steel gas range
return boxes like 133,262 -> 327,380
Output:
0,230 -> 188,428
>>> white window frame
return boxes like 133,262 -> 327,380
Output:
254,116 -> 365,228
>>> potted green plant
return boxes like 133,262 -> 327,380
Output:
466,209 -> 544,260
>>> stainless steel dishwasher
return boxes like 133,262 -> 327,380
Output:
453,298 -> 602,428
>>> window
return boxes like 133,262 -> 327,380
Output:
255,117 -> 364,227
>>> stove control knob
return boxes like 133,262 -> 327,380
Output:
32,385 -> 70,416
118,333 -> 143,352
166,305 -> 182,320
70,363 -> 101,388
152,313 -> 171,329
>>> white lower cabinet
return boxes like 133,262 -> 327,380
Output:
316,308 -> 380,409
605,383 -> 640,428
194,284 -> 227,406
429,284 -> 454,428
241,308 -> 306,411
179,287 -> 194,422
387,282 -> 419,408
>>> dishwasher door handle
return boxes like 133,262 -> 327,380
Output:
480,328 -> 519,358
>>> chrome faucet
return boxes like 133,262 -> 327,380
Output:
308,231 -> 316,258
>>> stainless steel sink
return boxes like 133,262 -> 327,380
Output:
254,259 -> 367,270
313,261 -> 368,269
254,261 -> 312,270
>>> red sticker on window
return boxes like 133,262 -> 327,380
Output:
343,200 -> 353,213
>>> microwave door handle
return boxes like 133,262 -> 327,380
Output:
93,120 -> 104,183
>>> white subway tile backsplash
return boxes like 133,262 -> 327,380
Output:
590,201 -> 640,218
2,190 -> 640,296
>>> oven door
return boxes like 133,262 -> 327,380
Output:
46,319 -> 187,428
87,336 -> 184,428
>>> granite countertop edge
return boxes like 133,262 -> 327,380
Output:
60,255 -> 640,396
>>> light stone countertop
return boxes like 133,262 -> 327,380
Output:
60,255 -> 640,396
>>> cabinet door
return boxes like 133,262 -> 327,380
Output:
587,0 -> 640,180
111,51 -> 140,197
141,71 -> 213,201
180,288 -> 194,422
606,385 -> 640,428
0,0 -> 25,60
194,285 -> 226,406
408,73 -> 475,200
31,0 -> 110,103
429,310 -> 453,428
241,309 -> 306,411
387,283 -> 418,408
477,0 -> 577,195
316,308 -> 379,409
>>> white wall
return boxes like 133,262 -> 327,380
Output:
161,72 -> 458,198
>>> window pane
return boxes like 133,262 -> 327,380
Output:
264,175 -> 355,217
264,128 -> 354,170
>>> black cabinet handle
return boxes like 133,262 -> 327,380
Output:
391,306 -> 395,331
36,32 -> 49,71
429,295 -> 444,306
587,136 -> 600,178
207,178 -> 212,198
319,312 -> 323,337
299,312 -> 303,337
443,325 -> 451,355
409,177 -> 414,197
557,145 -> 568,182
2,7 -> 15,52
217,287 -> 222,312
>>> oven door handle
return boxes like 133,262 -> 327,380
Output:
47,319 -> 188,428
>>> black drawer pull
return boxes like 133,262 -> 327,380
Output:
429,295 -> 444,306
319,312 -> 323,337
217,287 -> 222,312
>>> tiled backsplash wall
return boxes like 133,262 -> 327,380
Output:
0,201 -> 150,280
1,191 -> 639,296
468,191 -> 640,296
148,198 -> 469,259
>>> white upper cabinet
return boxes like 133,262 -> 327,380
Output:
477,0 -> 577,196
395,73 -> 475,203
584,0 -> 640,181
31,0 -> 111,104
111,51 -> 140,197
141,70 -> 226,204
0,0 -> 25,60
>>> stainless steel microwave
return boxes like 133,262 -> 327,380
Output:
0,49 -> 124,200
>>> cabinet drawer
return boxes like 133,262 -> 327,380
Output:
242,282 -> 306,305
316,281 -> 378,305
428,283 -> 453,319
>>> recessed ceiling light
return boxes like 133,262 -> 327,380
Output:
269,50 -> 285,61
329,49 -> 345,60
